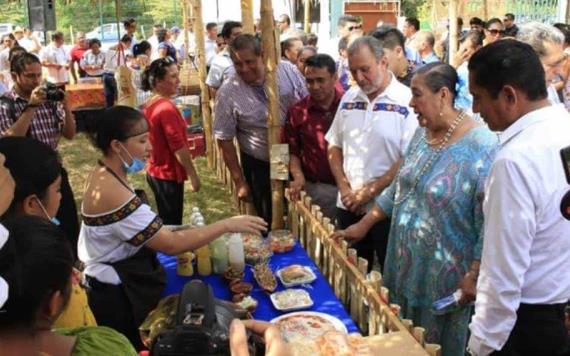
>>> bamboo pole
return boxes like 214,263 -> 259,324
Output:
241,0 -> 255,34
191,0 -> 215,168
114,0 -> 121,42
482,0 -> 488,22
448,0 -> 458,65
260,0 -> 284,229
304,0 -> 311,33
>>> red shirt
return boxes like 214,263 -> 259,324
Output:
281,87 -> 343,185
143,98 -> 189,183
70,45 -> 87,74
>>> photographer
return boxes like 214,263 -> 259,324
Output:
0,52 -> 79,258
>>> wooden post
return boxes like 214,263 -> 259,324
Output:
114,0 -> 121,42
260,0 -> 284,230
191,0 -> 215,168
482,0 -> 488,21
448,0 -> 458,65
304,0 -> 311,33
241,0 -> 255,34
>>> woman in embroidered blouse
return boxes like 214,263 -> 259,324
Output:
334,63 -> 498,356
79,106 -> 266,350
80,39 -> 105,78
0,216 -> 137,356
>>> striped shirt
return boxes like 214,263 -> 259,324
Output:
0,90 -> 65,149
214,61 -> 308,162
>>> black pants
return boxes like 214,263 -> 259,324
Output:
146,174 -> 184,225
86,276 -> 144,351
492,303 -> 568,356
240,151 -> 272,225
56,167 -> 79,260
337,208 -> 391,272
103,72 -> 117,108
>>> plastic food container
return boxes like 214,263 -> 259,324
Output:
268,230 -> 297,253
276,266 -> 317,287
270,289 -> 314,311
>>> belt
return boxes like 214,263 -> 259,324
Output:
518,303 -> 566,314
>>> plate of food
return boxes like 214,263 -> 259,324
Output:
287,331 -> 371,356
253,263 -> 277,292
270,289 -> 314,311
276,264 -> 317,287
271,311 -> 347,342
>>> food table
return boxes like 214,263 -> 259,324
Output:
157,242 -> 359,333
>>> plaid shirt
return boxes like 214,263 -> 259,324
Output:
0,90 -> 65,149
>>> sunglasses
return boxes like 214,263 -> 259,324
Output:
348,24 -> 363,31
488,29 -> 504,36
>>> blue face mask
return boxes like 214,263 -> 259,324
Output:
35,197 -> 60,226
119,143 -> 146,174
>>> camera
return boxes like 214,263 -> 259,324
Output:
151,280 -> 262,356
561,145 -> 570,220
40,82 -> 65,101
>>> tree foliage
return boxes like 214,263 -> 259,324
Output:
401,0 -> 428,18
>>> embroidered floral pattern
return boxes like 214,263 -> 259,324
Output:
82,196 -> 142,226
127,216 -> 163,247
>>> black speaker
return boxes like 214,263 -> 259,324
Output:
27,0 -> 56,32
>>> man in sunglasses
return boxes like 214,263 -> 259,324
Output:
502,13 -> 518,38
517,22 -> 566,105
321,15 -> 362,61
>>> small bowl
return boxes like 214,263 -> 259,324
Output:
230,281 -> 253,295
224,267 -> 244,282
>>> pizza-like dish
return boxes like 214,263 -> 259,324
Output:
275,314 -> 339,341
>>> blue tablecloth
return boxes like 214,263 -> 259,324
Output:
157,243 -> 358,333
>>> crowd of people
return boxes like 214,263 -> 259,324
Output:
0,9 -> 569,356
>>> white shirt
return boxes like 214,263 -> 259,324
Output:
18,37 -> 38,53
102,47 -> 130,74
39,44 -> 70,84
175,31 -> 196,57
468,104 -> 570,356
325,73 -> 419,211
205,47 -> 234,89
79,195 -> 162,285
0,48 -> 10,72
205,37 -> 217,67
80,50 -> 106,76
547,84 -> 561,105
147,35 -> 159,60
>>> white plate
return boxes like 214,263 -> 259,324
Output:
276,266 -> 317,287
271,311 -> 348,341
270,289 -> 314,311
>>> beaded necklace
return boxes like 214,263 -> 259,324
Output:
393,110 -> 466,206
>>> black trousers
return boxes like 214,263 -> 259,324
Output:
491,303 -> 568,356
146,174 -> 184,225
337,208 -> 391,272
86,276 -> 144,351
240,151 -> 272,225
56,167 -> 79,260
103,72 -> 117,108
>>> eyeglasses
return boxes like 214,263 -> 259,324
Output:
348,24 -> 363,31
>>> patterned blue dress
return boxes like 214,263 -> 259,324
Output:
376,125 -> 498,356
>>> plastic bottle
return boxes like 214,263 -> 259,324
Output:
210,234 -> 229,274
195,220 -> 212,276
176,207 -> 201,276
228,233 -> 245,273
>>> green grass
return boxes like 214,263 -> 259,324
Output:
59,134 -> 238,224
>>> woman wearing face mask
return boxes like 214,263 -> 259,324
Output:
141,57 -> 200,225
0,216 -> 137,356
80,106 -> 266,350
0,136 -> 97,330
